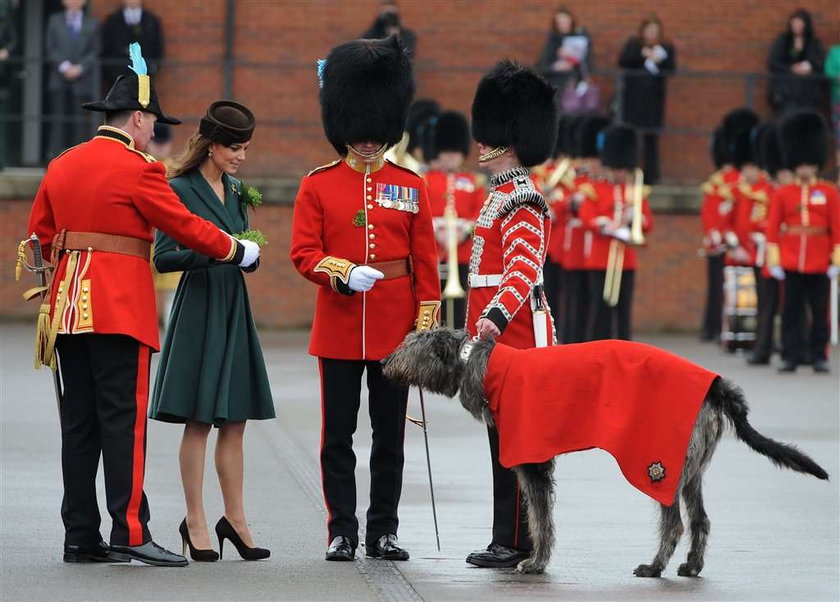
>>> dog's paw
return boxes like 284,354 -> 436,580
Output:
633,564 -> 662,578
677,562 -> 702,577
516,558 -> 546,574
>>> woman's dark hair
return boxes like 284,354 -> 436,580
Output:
785,8 -> 814,43
638,17 -> 664,45
551,7 -> 576,34
167,133 -> 213,179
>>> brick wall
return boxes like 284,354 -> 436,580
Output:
1,196 -> 707,333
81,0 -> 838,182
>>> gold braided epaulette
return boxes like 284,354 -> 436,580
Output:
577,181 -> 598,200
307,159 -> 341,177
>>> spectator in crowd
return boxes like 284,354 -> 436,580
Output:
767,9 -> 826,116
0,0 -> 18,169
559,64 -> 601,114
537,7 -> 593,96
618,17 -> 676,185
825,35 -> 840,178
45,0 -> 99,159
101,0 -> 164,87
361,0 -> 416,60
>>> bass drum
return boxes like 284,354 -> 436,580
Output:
721,266 -> 757,352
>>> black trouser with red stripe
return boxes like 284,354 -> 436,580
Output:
56,334 -> 151,547
487,426 -> 533,552
563,269 -> 590,343
752,267 -> 780,359
587,270 -> 636,341
781,272 -> 829,365
319,358 -> 409,548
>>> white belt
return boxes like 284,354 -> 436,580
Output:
469,273 -> 502,288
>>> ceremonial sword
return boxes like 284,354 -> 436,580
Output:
16,234 -> 63,411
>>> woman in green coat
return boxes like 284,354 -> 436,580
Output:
150,101 -> 274,562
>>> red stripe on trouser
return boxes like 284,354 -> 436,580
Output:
318,358 -> 333,543
126,345 -> 150,546
513,483 -> 521,547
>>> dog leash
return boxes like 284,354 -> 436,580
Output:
417,387 -> 441,552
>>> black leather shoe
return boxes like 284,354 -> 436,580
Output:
813,359 -> 830,373
366,534 -> 409,561
109,541 -> 188,567
465,543 -> 530,568
63,540 -> 130,563
746,352 -> 770,366
325,535 -> 355,561
777,360 -> 797,373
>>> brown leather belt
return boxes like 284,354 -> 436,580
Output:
784,225 -> 828,236
367,258 -> 412,279
52,229 -> 151,261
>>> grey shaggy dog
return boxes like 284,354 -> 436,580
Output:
382,328 -> 830,576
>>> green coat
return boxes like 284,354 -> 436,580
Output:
149,169 -> 274,426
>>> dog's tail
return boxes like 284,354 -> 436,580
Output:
709,377 -> 829,480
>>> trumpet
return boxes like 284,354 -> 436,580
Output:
604,168 -> 644,307
442,173 -> 466,327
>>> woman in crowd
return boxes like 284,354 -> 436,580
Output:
767,9 -> 826,116
150,100 -> 274,562
537,7 -> 593,100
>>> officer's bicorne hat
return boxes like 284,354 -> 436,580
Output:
430,110 -> 471,159
83,43 -> 180,125
575,115 -> 610,159
710,126 -> 728,169
753,121 -> 784,177
721,108 -> 759,169
199,100 -> 256,146
319,36 -> 415,156
778,109 -> 828,170
471,60 -> 557,167
599,124 -> 638,170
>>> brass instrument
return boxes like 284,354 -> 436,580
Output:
604,168 -> 644,307
441,173 -> 466,327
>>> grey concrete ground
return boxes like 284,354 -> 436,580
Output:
1,322 -> 838,601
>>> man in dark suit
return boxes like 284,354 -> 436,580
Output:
45,0 -> 99,158
101,0 -> 164,86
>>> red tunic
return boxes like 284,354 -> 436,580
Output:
699,169 -> 735,253
465,166 -> 553,347
26,126 -> 239,351
766,180 -> 840,274
732,179 -> 774,267
579,179 -> 653,271
483,340 -> 718,506
290,158 -> 441,360
424,169 -> 485,263
534,159 -> 575,265
561,171 -> 598,271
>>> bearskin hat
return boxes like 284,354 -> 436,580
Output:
710,126 -> 728,169
721,108 -> 759,169
471,60 -> 557,167
430,110 -> 471,158
575,115 -> 610,159
753,121 -> 783,177
778,109 -> 828,169
553,114 -> 576,158
406,99 -> 440,155
319,36 -> 415,156
599,124 -> 638,169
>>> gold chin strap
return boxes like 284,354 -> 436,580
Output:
478,146 -> 509,163
346,143 -> 387,161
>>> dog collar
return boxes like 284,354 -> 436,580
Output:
459,340 -> 476,362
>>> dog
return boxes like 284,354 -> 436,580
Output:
382,328 -> 829,576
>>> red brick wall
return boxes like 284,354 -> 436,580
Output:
1,197 -> 706,332
83,0 -> 839,182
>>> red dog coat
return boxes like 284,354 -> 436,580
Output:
483,340 -> 718,506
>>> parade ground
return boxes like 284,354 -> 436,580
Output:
1,322 -> 838,602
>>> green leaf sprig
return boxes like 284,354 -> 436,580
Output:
243,185 -> 263,209
234,229 -> 268,247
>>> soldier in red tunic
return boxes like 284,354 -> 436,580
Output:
580,124 -> 653,340
766,110 -> 840,373
423,110 -> 485,328
289,37 -> 440,562
26,46 -> 259,566
463,60 -> 557,568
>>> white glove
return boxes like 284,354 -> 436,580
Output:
827,265 -> 840,279
769,266 -> 785,281
613,226 -> 631,243
236,239 -> 260,268
348,265 -> 384,292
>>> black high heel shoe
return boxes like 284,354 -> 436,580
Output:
215,517 -> 270,561
179,518 -> 219,562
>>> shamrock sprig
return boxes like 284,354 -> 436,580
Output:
242,185 -> 263,209
234,229 -> 268,247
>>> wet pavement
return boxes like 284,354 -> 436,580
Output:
1,322 -> 838,601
